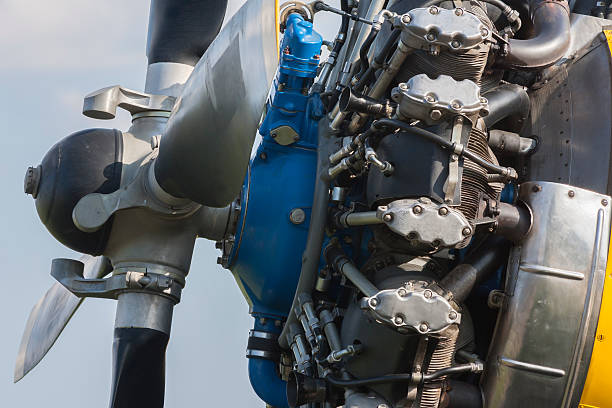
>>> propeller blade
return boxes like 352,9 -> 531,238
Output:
154,0 -> 279,207
14,255 -> 111,382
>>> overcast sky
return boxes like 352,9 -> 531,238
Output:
0,1 -> 339,407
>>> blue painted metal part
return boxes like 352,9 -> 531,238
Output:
227,15 -> 323,408
248,318 -> 288,408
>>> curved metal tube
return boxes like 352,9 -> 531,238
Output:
248,359 -> 289,408
498,0 -> 570,69
483,84 -> 530,129
154,0 -> 278,207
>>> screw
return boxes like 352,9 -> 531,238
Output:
413,205 -> 423,215
568,190 -> 575,198
439,207 -> 448,216
289,208 -> 306,224
462,227 -> 472,236
455,7 -> 464,15
419,322 -> 429,332
426,33 -> 436,42
430,109 -> 442,120
532,184 -> 542,193
394,315 -> 404,325
603,199 -> 609,207
449,311 -> 458,320
423,289 -> 433,299
451,40 -> 461,49
383,213 -> 393,222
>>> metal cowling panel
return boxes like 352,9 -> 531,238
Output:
482,182 -> 611,407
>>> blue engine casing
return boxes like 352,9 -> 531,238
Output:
225,14 -> 323,408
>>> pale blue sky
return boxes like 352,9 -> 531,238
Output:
0,1 -> 338,407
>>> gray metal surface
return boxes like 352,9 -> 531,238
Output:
144,62 -> 194,98
526,16 -> 612,194
14,255 -> 111,382
114,292 -> 174,334
154,0 -> 278,207
361,281 -> 460,334
392,74 -> 488,125
398,7 -> 491,54
482,181 -> 611,407
83,85 -> 175,120
378,198 -> 472,248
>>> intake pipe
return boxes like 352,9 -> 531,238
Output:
441,236 -> 510,303
482,84 -> 530,130
497,0 -> 570,70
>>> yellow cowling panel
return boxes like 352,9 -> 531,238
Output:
579,234 -> 612,407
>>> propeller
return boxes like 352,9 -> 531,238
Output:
17,1 -> 279,408
14,255 -> 112,382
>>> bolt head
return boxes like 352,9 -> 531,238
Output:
425,95 -> 436,104
480,97 -> 488,104
603,199 -> 609,207
462,227 -> 472,236
289,208 -> 306,224
398,82 -> 408,90
568,190 -> 575,198
413,205 -> 423,215
532,184 -> 542,193
423,289 -> 433,299
383,213 -> 393,222
438,207 -> 449,216
401,14 -> 411,24
455,7 -> 464,15
369,298 -> 379,308
430,109 -> 442,120
449,311 -> 458,320
429,6 -> 439,14
426,33 -> 436,42
480,27 -> 489,37
451,101 -> 462,110
394,315 -> 404,325
419,322 -> 429,332
397,288 -> 408,297
451,40 -> 461,49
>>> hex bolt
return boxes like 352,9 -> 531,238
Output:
602,199 -> 609,207
401,14 -> 411,24
568,190 -> 575,198
398,82 -> 408,91
419,322 -> 429,332
426,33 -> 436,42
451,101 -> 462,110
438,207 -> 449,216
394,315 -> 404,325
397,288 -> 408,297
413,205 -> 423,215
423,289 -> 433,299
451,40 -> 461,49
429,6 -> 439,14
383,213 -> 393,222
462,227 -> 472,236
480,27 -> 489,37
289,208 -> 306,224
449,311 -> 458,320
430,109 -> 442,120
480,97 -> 488,104
455,7 -> 464,15
369,298 -> 379,308
425,95 -> 436,103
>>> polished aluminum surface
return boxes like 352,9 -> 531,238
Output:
391,74 -> 488,125
377,198 -> 472,248
144,62 -> 194,98
83,85 -> 175,120
14,255 -> 111,382
361,282 -> 460,334
399,7 -> 490,53
482,181 -> 611,407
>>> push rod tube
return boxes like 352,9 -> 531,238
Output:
497,0 -> 570,70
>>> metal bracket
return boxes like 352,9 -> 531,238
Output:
72,160 -> 200,233
83,85 -> 175,120
51,258 -> 182,302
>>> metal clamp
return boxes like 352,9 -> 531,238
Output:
83,85 -> 175,120
51,258 -> 183,302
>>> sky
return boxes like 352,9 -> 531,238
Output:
0,1 -> 339,407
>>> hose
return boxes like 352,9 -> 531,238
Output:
482,84 -> 530,129
498,0 -> 571,69
372,119 -> 518,180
